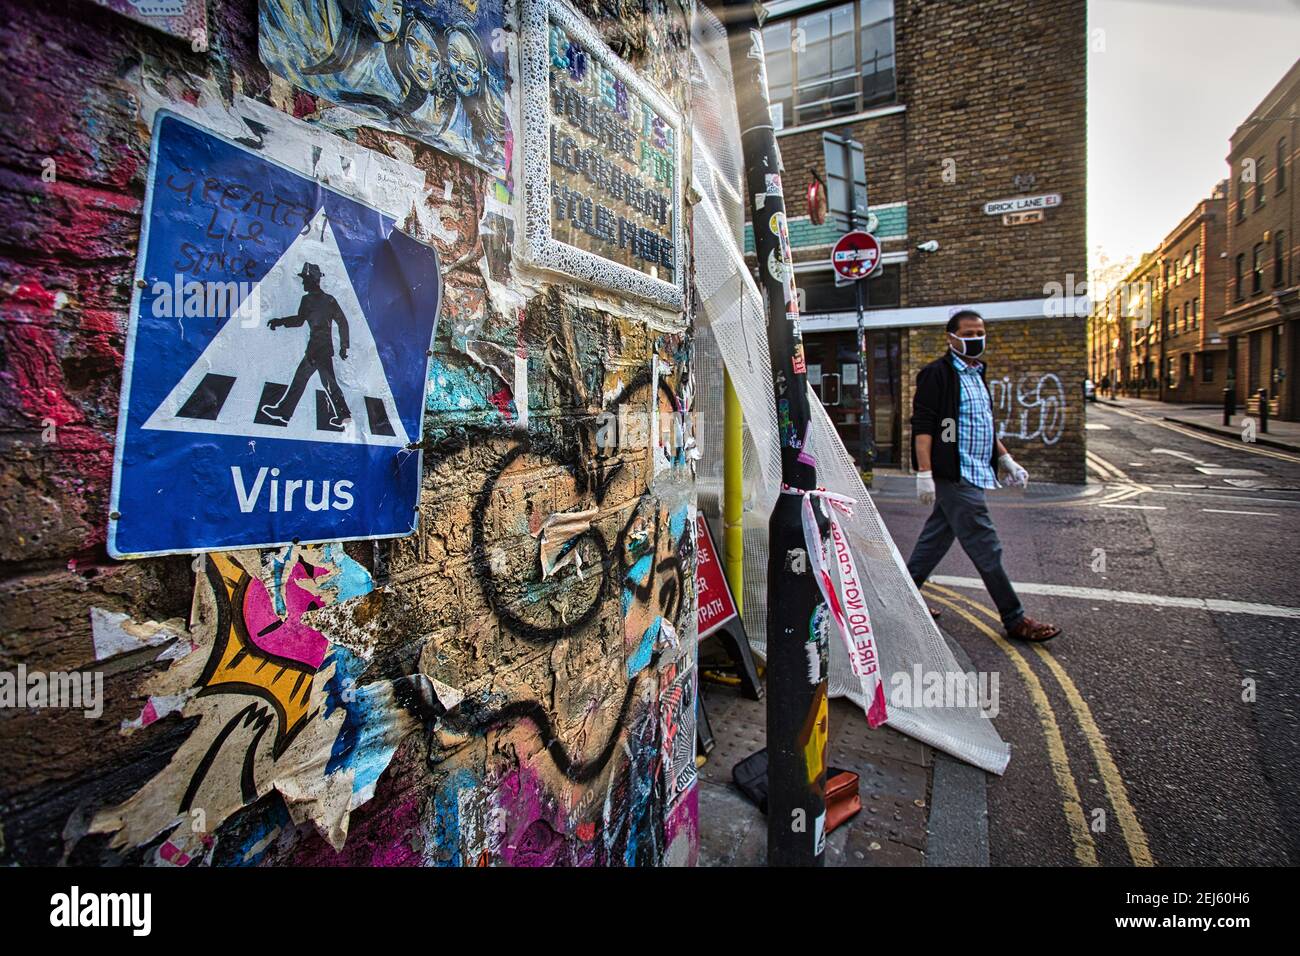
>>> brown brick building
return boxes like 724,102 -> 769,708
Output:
1222,59 -> 1299,421
749,0 -> 1087,482
1157,186 -> 1229,404
1096,59 -> 1299,420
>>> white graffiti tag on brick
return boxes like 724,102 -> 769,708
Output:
989,373 -> 1066,446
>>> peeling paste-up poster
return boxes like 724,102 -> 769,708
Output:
259,0 -> 506,172
92,0 -> 207,45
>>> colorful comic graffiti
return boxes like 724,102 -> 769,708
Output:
259,0 -> 507,171
88,546 -> 445,860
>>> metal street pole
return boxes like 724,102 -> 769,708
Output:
850,207 -> 874,487
725,1 -> 829,866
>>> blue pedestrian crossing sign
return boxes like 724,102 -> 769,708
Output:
108,112 -> 441,558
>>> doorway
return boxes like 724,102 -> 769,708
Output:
803,328 -> 902,466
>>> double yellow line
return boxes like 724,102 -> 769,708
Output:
925,583 -> 1155,867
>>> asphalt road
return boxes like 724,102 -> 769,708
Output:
872,401 -> 1300,866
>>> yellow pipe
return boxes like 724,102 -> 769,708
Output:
723,368 -> 744,613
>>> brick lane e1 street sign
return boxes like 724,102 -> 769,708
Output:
982,192 -> 1062,215
108,111 -> 442,558
831,229 -> 881,281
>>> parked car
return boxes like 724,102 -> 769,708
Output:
1084,378 -> 1096,402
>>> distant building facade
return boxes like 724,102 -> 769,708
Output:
1222,59 -> 1299,421
748,0 -> 1088,482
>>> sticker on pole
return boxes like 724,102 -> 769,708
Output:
108,112 -> 442,558
831,230 -> 881,280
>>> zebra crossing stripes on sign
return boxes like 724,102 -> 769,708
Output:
108,111 -> 442,558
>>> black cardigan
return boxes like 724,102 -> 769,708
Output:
909,354 -> 1000,480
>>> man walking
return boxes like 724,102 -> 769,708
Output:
907,309 -> 1061,642
261,262 -> 351,429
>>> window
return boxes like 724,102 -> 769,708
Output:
1193,244 -> 1200,274
763,20 -> 793,128
1172,305 -> 1180,334
1237,178 -> 1246,222
1248,331 -> 1262,391
763,0 -> 896,130
1235,253 -> 1245,300
1275,231 -> 1286,286
1256,160 -> 1266,208
1192,297 -> 1199,330
1168,356 -> 1177,381
1252,243 -> 1265,294
1202,352 -> 1215,382
1279,138 -> 1288,193
1181,353 -> 1191,383
859,0 -> 897,108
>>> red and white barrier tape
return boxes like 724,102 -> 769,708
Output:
782,484 -> 888,727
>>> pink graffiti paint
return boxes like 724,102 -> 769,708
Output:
487,385 -> 514,419
495,765 -> 571,868
241,560 -> 330,669
288,791 -> 423,867
158,840 -> 190,866
663,785 -> 699,867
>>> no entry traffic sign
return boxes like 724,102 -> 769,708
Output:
831,230 -> 881,280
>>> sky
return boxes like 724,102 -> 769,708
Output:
1087,0 -> 1300,272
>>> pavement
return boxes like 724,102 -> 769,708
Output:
1096,395 -> 1300,453
696,631 -> 991,867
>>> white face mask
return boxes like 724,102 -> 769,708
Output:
950,334 -> 985,358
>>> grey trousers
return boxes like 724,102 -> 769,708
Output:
907,478 -> 1025,628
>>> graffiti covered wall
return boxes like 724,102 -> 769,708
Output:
0,0 -> 699,867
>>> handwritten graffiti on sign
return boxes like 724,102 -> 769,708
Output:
989,372 -> 1066,446
258,0 -> 507,172
520,0 -> 685,312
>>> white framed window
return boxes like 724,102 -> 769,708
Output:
763,0 -> 897,130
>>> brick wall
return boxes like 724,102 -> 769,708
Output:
0,0 -> 700,867
902,316 -> 1088,485
756,0 -> 1087,482
767,0 -> 1087,308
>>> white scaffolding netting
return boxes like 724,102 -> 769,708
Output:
690,6 -> 1009,775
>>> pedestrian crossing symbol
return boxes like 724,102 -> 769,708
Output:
144,209 -> 409,448
109,112 -> 442,558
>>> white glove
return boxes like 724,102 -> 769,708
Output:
999,453 -> 1029,488
917,470 -> 936,505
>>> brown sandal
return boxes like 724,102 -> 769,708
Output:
1006,616 -> 1061,643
